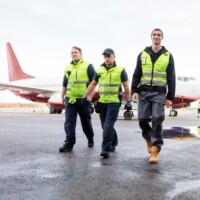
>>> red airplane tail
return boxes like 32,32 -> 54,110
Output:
6,42 -> 35,81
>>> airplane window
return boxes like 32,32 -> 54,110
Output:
177,77 -> 183,81
189,77 -> 196,81
177,77 -> 196,82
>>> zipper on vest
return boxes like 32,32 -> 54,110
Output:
150,64 -> 154,86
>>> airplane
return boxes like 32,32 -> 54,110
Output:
0,43 -> 66,114
170,76 -> 200,116
0,43 -> 200,117
0,43 -> 102,114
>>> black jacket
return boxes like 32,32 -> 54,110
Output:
131,46 -> 176,101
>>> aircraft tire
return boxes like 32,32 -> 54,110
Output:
123,111 -> 133,120
170,109 -> 178,117
50,107 -> 56,114
56,109 -> 62,114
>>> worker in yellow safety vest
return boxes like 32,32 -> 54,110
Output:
59,46 -> 95,152
131,28 -> 176,163
82,48 -> 132,158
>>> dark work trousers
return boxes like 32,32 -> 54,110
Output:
64,98 -> 94,145
99,102 -> 121,152
138,91 -> 165,151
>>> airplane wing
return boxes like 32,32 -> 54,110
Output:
0,82 -> 55,98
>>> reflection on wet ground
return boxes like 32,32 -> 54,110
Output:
163,126 -> 200,139
167,178 -> 200,199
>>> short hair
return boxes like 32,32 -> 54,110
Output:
151,28 -> 163,37
72,46 -> 82,54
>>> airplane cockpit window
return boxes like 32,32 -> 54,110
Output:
177,76 -> 196,81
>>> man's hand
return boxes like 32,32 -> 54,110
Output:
132,93 -> 138,101
125,100 -> 132,111
166,99 -> 172,108
61,96 -> 65,105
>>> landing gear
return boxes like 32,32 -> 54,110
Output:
123,110 -> 134,120
56,109 -> 62,114
50,107 -> 56,114
169,109 -> 178,116
50,107 -> 62,114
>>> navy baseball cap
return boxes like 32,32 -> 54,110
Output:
102,48 -> 115,55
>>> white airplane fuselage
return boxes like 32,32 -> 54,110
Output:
176,78 -> 200,98
1,42 -> 200,116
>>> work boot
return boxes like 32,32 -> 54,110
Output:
146,140 -> 152,154
88,141 -> 94,148
59,142 -> 73,153
109,144 -> 117,152
149,146 -> 159,163
100,151 -> 109,158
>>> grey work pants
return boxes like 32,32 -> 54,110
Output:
138,91 -> 165,151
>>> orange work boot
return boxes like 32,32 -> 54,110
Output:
149,146 -> 159,163
146,140 -> 152,154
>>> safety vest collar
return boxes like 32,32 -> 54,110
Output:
70,59 -> 84,67
101,61 -> 117,69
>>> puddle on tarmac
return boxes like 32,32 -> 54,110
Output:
163,126 -> 200,139
167,179 -> 200,199
90,162 -> 101,168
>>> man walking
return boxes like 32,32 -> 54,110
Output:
131,28 -> 176,163
59,46 -> 95,152
82,48 -> 132,158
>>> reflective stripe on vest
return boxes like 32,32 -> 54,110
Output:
64,60 -> 89,98
140,51 -> 170,87
97,66 -> 123,103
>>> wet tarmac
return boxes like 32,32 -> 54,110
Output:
0,112 -> 200,200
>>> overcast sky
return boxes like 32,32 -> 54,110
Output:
0,0 -> 200,102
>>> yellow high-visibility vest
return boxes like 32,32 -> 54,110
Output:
64,60 -> 89,98
97,66 -> 123,103
140,51 -> 170,87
